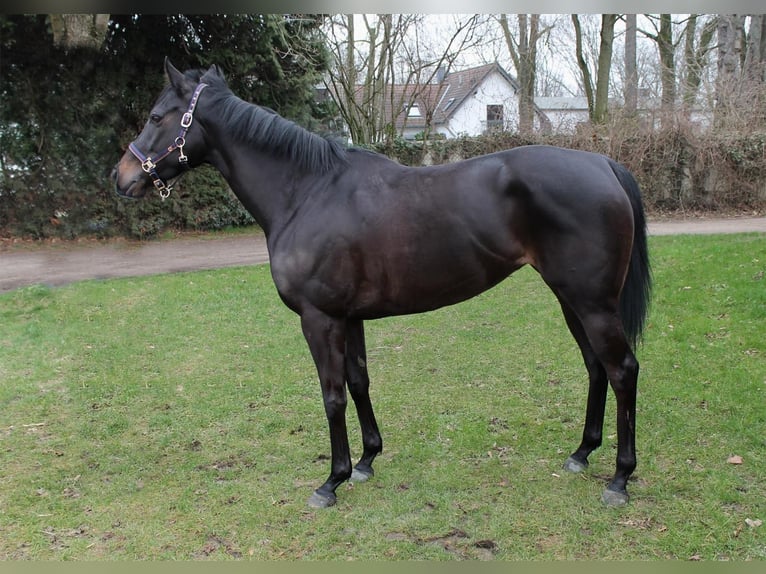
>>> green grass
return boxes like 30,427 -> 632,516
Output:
0,234 -> 764,560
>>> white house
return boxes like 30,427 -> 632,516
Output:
384,62 -> 551,140
343,62 -> 660,140
339,62 -> 718,141
534,96 -> 590,134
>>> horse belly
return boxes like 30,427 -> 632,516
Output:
350,231 -> 525,318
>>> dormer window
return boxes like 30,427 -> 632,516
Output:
407,103 -> 421,117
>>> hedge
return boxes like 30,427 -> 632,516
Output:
1,126 -> 764,240
373,127 -> 766,214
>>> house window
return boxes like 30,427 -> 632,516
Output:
407,103 -> 421,117
444,97 -> 456,111
486,105 -> 503,131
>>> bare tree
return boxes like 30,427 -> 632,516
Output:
743,15 -> 766,126
498,14 -> 552,133
744,14 -> 766,83
572,14 -> 617,124
658,15 -> 676,122
639,14 -> 678,127
323,14 -> 481,144
715,14 -> 746,126
624,14 -> 638,115
322,15 -> 404,144
681,14 -> 718,119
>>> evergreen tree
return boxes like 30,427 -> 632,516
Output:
0,14 -> 330,238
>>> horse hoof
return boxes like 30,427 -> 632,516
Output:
563,456 -> 588,474
350,468 -> 373,483
601,488 -> 629,507
307,490 -> 337,509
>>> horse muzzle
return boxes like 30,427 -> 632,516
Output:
111,164 -> 148,199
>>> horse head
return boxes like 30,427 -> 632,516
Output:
112,58 -> 221,199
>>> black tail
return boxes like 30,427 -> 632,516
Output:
609,159 -> 652,348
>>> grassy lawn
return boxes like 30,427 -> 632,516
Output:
0,233 -> 764,560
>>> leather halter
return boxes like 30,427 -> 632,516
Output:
128,82 -> 208,199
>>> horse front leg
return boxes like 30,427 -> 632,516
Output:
344,319 -> 383,483
301,309 -> 352,508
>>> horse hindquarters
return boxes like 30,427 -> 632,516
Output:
527,184 -> 640,504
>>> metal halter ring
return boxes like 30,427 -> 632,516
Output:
175,136 -> 187,163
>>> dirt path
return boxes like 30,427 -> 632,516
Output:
1,216 -> 764,294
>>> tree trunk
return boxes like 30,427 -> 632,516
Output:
682,15 -> 717,118
658,14 -> 676,127
49,14 -> 109,50
744,15 -> 766,126
716,14 -> 746,126
571,14 -> 595,120
624,14 -> 638,116
593,14 -> 617,124
500,14 -> 540,134
744,15 -> 765,83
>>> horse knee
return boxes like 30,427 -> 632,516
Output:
322,388 -> 348,418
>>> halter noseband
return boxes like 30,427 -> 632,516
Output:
128,82 -> 208,199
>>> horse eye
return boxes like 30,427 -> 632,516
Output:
149,113 -> 162,124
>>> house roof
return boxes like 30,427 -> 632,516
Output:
381,62 -> 522,131
535,96 -> 590,111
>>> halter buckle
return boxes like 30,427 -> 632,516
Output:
181,112 -> 193,128
141,158 -> 156,173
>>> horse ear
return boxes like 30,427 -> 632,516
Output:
164,57 -> 189,93
202,63 -> 225,84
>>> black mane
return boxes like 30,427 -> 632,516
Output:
187,69 -> 347,174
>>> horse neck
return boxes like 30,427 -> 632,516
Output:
204,139 -> 301,238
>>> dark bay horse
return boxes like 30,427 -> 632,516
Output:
112,60 -> 651,509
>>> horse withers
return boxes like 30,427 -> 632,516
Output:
113,59 -> 651,509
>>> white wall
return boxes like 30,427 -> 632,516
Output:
446,70 -> 520,137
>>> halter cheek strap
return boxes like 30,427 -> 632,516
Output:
128,82 -> 208,199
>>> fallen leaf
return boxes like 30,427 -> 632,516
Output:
745,518 -> 762,528
727,455 -> 744,465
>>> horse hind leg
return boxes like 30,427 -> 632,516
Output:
577,307 -> 638,506
344,319 -> 383,483
556,300 -> 609,475
552,290 -> 638,506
